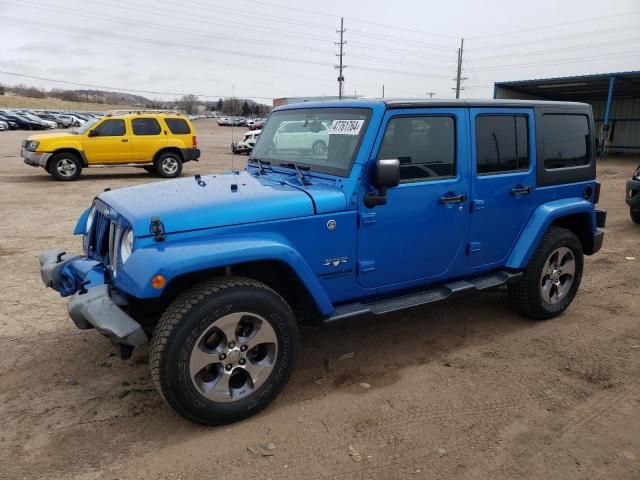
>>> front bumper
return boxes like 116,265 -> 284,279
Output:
39,248 -> 148,347
625,179 -> 640,209
22,149 -> 51,168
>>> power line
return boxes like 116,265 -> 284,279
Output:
472,50 -> 640,71
467,25 -> 640,51
467,9 -> 640,40
237,0 -> 458,39
469,37 -> 640,61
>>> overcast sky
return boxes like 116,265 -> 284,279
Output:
1,0 -> 638,103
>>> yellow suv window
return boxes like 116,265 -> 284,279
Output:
132,118 -> 162,135
164,118 -> 191,134
94,119 -> 126,136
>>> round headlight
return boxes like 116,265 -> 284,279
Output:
85,206 -> 96,234
120,229 -> 134,264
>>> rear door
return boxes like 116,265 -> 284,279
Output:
130,117 -> 167,162
467,108 -> 536,268
356,108 -> 470,288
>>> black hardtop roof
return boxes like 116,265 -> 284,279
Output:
383,98 -> 589,109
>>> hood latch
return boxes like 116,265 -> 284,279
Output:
150,216 -> 166,242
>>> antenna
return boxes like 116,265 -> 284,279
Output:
231,83 -> 235,173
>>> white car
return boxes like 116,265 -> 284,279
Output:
232,129 -> 261,154
58,114 -> 85,127
274,120 -> 329,155
0,120 -> 8,131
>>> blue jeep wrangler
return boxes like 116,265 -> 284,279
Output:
40,99 -> 606,425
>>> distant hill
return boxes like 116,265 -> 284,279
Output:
72,89 -> 152,106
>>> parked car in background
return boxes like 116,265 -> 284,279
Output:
19,112 -> 56,129
0,115 -> 18,129
626,165 -> 640,224
0,120 -> 8,131
273,120 -> 329,155
36,113 -> 72,128
58,114 -> 85,127
22,112 -> 200,180
231,129 -> 260,154
0,112 -> 48,130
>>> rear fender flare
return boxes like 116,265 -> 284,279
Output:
506,198 -> 596,269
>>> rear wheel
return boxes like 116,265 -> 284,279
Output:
150,277 -> 299,425
630,208 -> 640,224
49,153 -> 82,181
508,227 -> 583,320
154,152 -> 183,178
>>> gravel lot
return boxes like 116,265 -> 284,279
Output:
0,119 -> 638,480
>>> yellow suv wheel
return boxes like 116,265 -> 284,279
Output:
155,152 -> 183,178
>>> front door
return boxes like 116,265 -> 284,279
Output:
357,109 -> 470,289
467,108 -> 536,268
83,118 -> 131,164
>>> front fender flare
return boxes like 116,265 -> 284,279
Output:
115,233 -> 335,315
506,198 -> 596,269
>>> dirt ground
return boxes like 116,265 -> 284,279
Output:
0,120 -> 638,480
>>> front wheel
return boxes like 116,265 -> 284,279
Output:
508,227 -> 583,320
630,208 -> 640,224
150,277 -> 299,425
311,140 -> 327,155
48,153 -> 82,181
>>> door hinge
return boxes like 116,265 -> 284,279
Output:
359,211 -> 376,226
358,260 -> 376,273
467,242 -> 481,254
471,199 -> 485,212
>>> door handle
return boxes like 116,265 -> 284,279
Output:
121,139 -> 129,143
511,186 -> 532,196
439,194 -> 466,205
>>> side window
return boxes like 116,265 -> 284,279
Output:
542,114 -> 590,169
476,115 -> 529,174
132,118 -> 161,135
94,119 -> 126,136
164,118 -> 191,134
378,116 -> 455,183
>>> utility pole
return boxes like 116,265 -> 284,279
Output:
335,17 -> 346,99
453,38 -> 465,99
426,91 -> 436,98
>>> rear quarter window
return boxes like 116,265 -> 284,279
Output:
542,114 -> 590,170
164,118 -> 191,134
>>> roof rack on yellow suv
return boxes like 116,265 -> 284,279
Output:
105,109 -> 180,117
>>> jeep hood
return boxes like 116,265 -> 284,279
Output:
98,171 -> 346,236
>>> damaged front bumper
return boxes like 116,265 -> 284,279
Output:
39,248 -> 148,349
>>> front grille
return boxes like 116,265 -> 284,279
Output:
87,204 -> 121,272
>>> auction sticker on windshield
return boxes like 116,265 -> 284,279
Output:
329,119 -> 364,135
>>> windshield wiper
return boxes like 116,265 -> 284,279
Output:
248,157 -> 270,175
280,162 -> 311,185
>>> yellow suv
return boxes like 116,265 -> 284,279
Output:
21,111 -> 200,181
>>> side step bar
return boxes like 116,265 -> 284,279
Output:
325,270 -> 522,323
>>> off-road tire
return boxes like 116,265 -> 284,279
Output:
149,276 -> 299,425
48,152 -> 82,181
154,152 -> 183,178
630,208 -> 640,224
508,227 -> 583,320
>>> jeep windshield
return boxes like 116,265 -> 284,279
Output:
250,108 -> 371,177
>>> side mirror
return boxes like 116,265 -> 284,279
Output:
88,129 -> 99,137
365,158 -> 400,208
